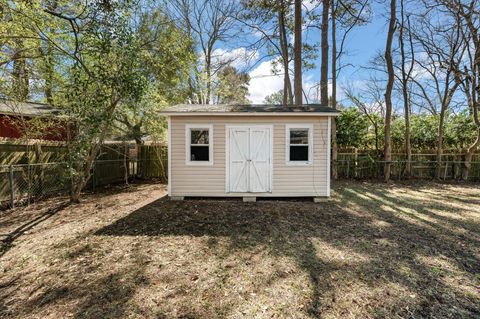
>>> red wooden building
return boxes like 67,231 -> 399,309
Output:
0,101 -> 73,141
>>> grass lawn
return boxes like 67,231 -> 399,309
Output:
0,181 -> 479,318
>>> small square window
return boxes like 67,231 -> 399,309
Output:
286,125 -> 312,164
186,125 -> 213,165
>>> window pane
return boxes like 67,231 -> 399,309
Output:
191,129 -> 209,144
290,145 -> 309,161
191,145 -> 209,161
290,129 -> 308,144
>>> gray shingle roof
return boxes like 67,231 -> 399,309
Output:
161,104 -> 340,114
0,101 -> 61,117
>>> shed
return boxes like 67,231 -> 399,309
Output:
160,104 -> 340,201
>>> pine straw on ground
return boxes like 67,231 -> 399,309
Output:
0,181 -> 479,319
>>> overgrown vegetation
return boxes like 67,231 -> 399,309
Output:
336,108 -> 479,151
0,0 -> 195,201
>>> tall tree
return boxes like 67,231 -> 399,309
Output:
384,0 -> 396,181
294,0 -> 302,106
240,0 -> 294,105
410,4 -> 465,179
114,7 -> 195,146
330,0 -> 338,178
166,0 -> 239,104
446,0 -> 480,180
1,0 -> 172,202
320,0 -> 330,106
216,66 -> 250,104
329,0 -> 369,178
344,84 -> 384,152
11,40 -> 29,101
277,0 -> 294,105
398,0 -> 414,177
241,0 -> 318,106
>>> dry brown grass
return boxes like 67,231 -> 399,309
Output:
0,181 -> 479,318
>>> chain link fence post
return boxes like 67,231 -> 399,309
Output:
8,165 -> 14,209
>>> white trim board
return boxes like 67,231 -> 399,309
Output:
185,124 -> 214,166
167,116 -> 172,196
285,123 -> 314,166
160,112 -> 340,117
327,117 -> 332,197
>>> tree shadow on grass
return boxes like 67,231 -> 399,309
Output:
340,184 -> 480,269
0,241 -> 150,319
96,191 -> 480,318
0,201 -> 70,258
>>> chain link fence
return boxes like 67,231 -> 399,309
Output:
0,158 -> 168,209
0,162 -> 69,208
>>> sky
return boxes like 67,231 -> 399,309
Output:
242,1 -> 389,104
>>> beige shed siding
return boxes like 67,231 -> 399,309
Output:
170,116 -> 330,197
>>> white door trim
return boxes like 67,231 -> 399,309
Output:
167,116 -> 172,195
327,117 -> 331,197
225,124 -> 273,193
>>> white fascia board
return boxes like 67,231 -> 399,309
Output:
159,112 -> 340,117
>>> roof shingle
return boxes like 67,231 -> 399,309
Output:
161,104 -> 339,114
0,101 -> 61,117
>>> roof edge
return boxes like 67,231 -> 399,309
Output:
159,111 -> 340,117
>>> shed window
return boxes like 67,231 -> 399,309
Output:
286,124 -> 313,165
190,129 -> 209,161
186,124 -> 213,165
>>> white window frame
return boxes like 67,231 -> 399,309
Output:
285,124 -> 313,166
185,124 -> 214,166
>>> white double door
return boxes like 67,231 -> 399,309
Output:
228,126 -> 272,193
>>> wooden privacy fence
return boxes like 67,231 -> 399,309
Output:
0,139 -> 67,166
137,145 -> 168,181
336,150 -> 480,180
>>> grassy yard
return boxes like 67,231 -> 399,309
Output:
0,181 -> 479,318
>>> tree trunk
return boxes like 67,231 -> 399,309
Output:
69,139 -> 103,203
294,0 -> 302,107
205,57 -> 211,104
278,0 -> 293,106
44,1 -> 57,105
461,128 -> 480,180
398,1 -> 412,177
456,0 -> 480,181
320,0 -> 330,106
383,0 -> 396,182
12,40 -> 29,101
44,41 -> 54,105
330,0 -> 337,179
435,108 -> 446,180
69,100 -> 119,202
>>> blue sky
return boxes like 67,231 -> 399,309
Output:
243,1 -> 389,104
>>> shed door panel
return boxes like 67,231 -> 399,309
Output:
229,128 -> 249,193
249,128 -> 271,192
228,126 -> 271,193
